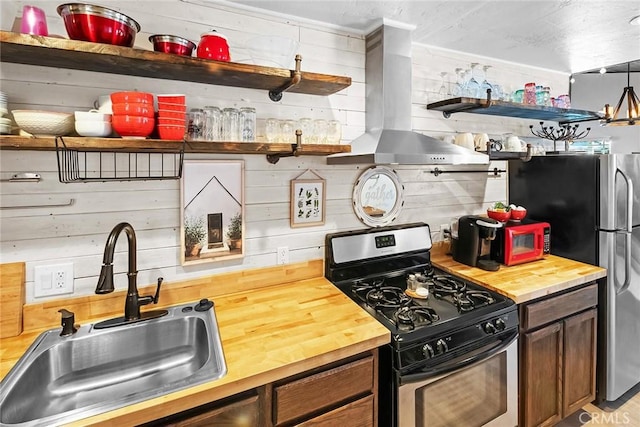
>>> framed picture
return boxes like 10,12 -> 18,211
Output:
290,170 -> 325,228
181,160 -> 244,265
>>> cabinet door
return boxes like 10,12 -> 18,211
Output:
563,308 -> 597,417
521,321 -> 563,427
146,392 -> 262,427
296,395 -> 374,427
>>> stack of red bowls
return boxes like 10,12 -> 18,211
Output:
110,91 -> 155,138
157,94 -> 186,140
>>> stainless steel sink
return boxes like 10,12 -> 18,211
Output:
0,300 -> 227,427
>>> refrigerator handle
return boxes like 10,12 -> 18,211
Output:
614,169 -> 633,294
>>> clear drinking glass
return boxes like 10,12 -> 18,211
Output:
438,72 -> 449,100
222,107 -> 239,141
326,120 -> 342,145
452,68 -> 465,97
297,117 -> 313,143
203,106 -> 222,141
280,119 -> 295,143
265,118 -> 280,142
187,108 -> 205,141
313,119 -> 328,144
239,107 -> 256,142
464,63 -> 481,98
479,65 -> 493,99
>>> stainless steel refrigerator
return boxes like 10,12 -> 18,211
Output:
508,154 -> 640,402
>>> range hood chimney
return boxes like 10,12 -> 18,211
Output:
327,23 -> 489,165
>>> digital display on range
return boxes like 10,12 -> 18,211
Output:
375,234 -> 396,248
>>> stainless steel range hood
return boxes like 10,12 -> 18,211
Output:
327,23 -> 489,165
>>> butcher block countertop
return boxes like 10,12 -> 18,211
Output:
0,261 -> 390,426
430,244 -> 607,304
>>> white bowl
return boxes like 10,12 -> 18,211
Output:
12,110 -> 74,136
75,120 -> 112,137
75,110 -> 112,122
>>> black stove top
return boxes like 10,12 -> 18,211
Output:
325,223 -> 518,373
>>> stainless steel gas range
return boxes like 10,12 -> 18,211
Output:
325,223 -> 518,427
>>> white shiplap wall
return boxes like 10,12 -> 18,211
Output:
0,0 -> 568,302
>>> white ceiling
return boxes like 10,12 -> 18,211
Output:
226,0 -> 640,74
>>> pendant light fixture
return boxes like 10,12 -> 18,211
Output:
603,62 -> 639,126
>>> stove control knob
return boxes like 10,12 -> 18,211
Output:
422,343 -> 435,358
483,322 -> 497,334
436,339 -> 449,354
494,318 -> 506,331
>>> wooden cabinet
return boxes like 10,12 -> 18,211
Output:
144,349 -> 378,427
272,352 -> 376,426
141,389 -> 265,427
519,283 -> 598,427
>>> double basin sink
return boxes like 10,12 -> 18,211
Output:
0,300 -> 227,426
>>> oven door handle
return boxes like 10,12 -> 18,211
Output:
399,330 -> 518,386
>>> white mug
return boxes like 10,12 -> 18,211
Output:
505,135 -> 525,152
454,132 -> 474,150
473,133 -> 489,151
93,95 -> 113,114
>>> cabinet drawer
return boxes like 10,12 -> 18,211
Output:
521,283 -> 597,331
297,395 -> 374,427
274,355 -> 374,425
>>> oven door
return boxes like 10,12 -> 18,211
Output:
397,333 -> 518,427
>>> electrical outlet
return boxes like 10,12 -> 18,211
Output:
439,223 -> 450,241
277,246 -> 289,265
34,263 -> 74,297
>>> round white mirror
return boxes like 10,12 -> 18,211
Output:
352,166 -> 404,227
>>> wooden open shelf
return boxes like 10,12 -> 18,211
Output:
427,97 -> 603,124
0,31 -> 351,96
0,135 -> 351,156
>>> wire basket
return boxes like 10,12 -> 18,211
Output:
55,137 -> 184,183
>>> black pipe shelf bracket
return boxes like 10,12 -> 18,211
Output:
430,167 -> 506,177
269,54 -> 303,102
266,129 -> 303,164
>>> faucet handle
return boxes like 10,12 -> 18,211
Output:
58,309 -> 78,337
152,277 -> 163,304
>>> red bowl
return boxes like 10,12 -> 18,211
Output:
158,109 -> 186,120
158,102 -> 187,112
157,94 -> 186,104
510,208 -> 527,221
112,114 -> 154,138
57,3 -> 140,47
196,31 -> 230,61
111,91 -> 154,105
149,35 -> 195,56
111,102 -> 154,117
158,117 -> 186,126
487,209 -> 511,222
158,124 -> 186,140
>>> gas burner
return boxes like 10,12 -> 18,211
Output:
365,287 -> 412,308
453,290 -> 495,312
393,306 -> 440,329
432,276 -> 467,297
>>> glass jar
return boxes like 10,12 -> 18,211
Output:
187,108 -> 205,141
326,120 -> 342,145
542,87 -> 551,106
203,106 -> 222,141
524,82 -> 537,105
265,118 -> 280,142
297,117 -> 313,143
535,85 -> 544,106
239,107 -> 256,142
280,119 -> 296,143
313,119 -> 328,144
222,107 -> 239,141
